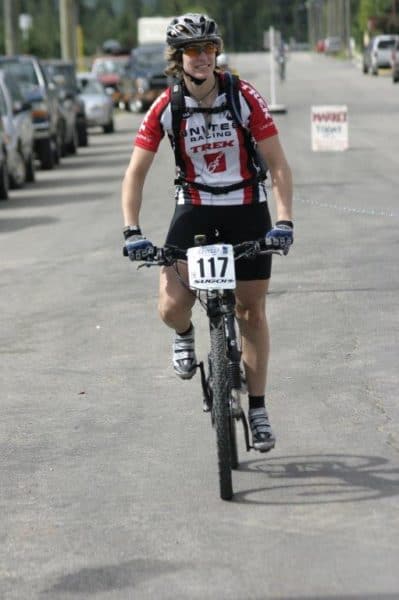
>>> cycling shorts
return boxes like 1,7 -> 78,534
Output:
165,203 -> 273,281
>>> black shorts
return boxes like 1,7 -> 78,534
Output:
165,203 -> 273,281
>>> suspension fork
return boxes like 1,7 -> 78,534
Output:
222,291 -> 242,390
222,293 -> 252,451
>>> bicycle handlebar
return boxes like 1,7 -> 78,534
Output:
123,238 -> 281,265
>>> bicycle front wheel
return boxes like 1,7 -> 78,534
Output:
210,319 -> 233,501
229,412 -> 238,470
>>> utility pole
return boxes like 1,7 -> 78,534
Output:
60,0 -> 77,62
4,0 -> 20,55
344,0 -> 352,57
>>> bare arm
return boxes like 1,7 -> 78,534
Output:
257,135 -> 293,222
121,146 -> 156,227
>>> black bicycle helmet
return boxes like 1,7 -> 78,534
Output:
166,13 -> 222,48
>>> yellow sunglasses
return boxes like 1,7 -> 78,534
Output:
182,43 -> 218,57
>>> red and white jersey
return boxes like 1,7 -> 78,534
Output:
134,75 -> 278,206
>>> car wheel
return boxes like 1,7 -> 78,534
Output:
393,72 -> 399,83
103,118 -> 114,134
25,150 -> 36,183
0,158 -> 9,200
66,127 -> 78,154
10,149 -> 27,189
59,123 -> 67,157
54,134 -> 62,164
77,123 -> 88,147
39,137 -> 55,170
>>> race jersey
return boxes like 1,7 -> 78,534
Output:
134,74 -> 278,206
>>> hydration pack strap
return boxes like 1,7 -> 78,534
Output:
224,71 -> 267,182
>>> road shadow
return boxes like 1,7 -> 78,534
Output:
0,215 -> 57,233
9,173 -> 123,192
263,595 -> 399,600
42,558 -> 184,596
233,453 -> 399,505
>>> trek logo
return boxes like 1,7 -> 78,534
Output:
241,81 -> 271,121
204,152 -> 226,173
192,140 -> 234,154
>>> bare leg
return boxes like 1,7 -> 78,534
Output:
158,263 -> 195,333
235,279 -> 270,396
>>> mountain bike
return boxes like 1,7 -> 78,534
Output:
126,236 -> 280,500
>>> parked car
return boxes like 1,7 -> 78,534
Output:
363,35 -> 398,75
91,54 -> 135,109
0,118 -> 9,200
42,59 -> 88,149
392,38 -> 399,83
0,71 -> 35,188
129,43 -> 169,112
0,55 -> 62,169
77,72 -> 114,133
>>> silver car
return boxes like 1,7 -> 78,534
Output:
0,71 -> 35,188
363,35 -> 398,75
77,73 -> 114,133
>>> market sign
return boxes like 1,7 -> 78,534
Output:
311,105 -> 349,151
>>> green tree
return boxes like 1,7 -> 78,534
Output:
358,0 -> 399,35
24,0 -> 59,56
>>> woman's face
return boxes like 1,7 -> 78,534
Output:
181,42 -> 218,80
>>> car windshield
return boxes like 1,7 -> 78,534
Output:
79,79 -> 104,95
46,65 -> 76,90
0,61 -> 39,95
92,59 -> 128,76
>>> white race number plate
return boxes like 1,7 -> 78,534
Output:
187,244 -> 236,290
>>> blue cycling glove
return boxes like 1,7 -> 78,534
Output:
125,232 -> 154,261
266,220 -> 294,255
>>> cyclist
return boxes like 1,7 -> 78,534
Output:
121,13 -> 293,452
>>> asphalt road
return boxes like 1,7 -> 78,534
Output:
1,52 -> 398,600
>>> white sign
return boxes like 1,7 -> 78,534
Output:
187,244 -> 236,290
311,105 -> 348,151
137,17 -> 172,44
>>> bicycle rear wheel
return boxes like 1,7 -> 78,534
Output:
210,319 -> 233,500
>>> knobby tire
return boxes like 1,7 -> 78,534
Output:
229,413 -> 239,470
210,319 -> 233,500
